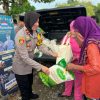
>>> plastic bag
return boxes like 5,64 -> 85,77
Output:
43,38 -> 59,52
39,59 -> 74,87
56,38 -> 73,64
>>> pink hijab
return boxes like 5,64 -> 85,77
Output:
70,20 -> 75,32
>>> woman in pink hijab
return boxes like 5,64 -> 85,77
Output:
58,21 -> 83,100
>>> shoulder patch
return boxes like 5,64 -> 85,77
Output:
19,37 -> 25,45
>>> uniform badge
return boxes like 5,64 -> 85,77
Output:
19,37 -> 25,45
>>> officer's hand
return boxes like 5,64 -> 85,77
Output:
41,66 -> 50,75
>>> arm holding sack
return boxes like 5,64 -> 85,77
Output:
67,43 -> 100,76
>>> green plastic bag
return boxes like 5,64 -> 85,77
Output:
39,72 -> 56,87
39,59 -> 74,87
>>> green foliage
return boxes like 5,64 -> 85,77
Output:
56,1 -> 95,16
9,0 -> 35,16
67,0 -> 74,4
32,0 -> 55,3
95,3 -> 100,23
0,0 -> 55,16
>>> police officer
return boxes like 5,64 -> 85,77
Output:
12,11 -> 57,100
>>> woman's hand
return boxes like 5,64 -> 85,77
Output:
67,31 -> 77,38
67,63 -> 83,71
41,66 -> 50,75
67,63 -> 76,70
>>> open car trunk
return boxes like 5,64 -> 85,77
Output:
34,6 -> 86,64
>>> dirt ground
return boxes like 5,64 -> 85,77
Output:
0,75 -> 73,100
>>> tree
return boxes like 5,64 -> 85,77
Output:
9,0 -> 35,16
95,3 -> 100,23
67,0 -> 76,4
56,1 -> 95,16
0,0 -> 9,14
0,0 -> 55,15
0,0 -> 23,14
31,0 -> 54,3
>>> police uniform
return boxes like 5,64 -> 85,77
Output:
12,26 -> 54,100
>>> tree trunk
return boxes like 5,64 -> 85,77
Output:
3,0 -> 9,14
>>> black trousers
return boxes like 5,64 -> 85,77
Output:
15,73 -> 33,100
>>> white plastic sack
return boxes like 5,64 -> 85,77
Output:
42,38 -> 51,48
34,47 -> 43,58
49,65 -> 74,84
43,38 -> 59,52
56,38 -> 73,64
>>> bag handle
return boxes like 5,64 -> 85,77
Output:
65,37 -> 70,45
61,34 -> 68,45
61,34 -> 70,45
